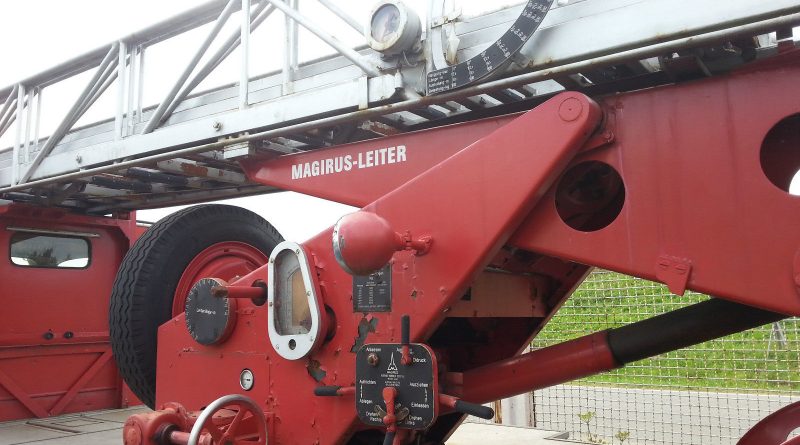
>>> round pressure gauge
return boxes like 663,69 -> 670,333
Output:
239,369 -> 254,391
365,1 -> 421,56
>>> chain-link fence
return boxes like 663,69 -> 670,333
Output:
526,270 -> 800,444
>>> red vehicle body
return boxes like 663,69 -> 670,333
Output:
0,203 -> 144,421
119,49 -> 800,445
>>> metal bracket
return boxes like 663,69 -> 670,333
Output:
656,255 -> 693,296
221,136 -> 255,160
430,8 -> 462,28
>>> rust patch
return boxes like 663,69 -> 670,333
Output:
306,359 -> 326,382
178,162 -> 210,177
350,317 -> 378,353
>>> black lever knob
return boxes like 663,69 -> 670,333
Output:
440,394 -> 495,420
453,400 -> 495,420
314,385 -> 355,397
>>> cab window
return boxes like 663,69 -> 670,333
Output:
10,232 -> 90,268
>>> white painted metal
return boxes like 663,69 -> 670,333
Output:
240,0 -> 252,110
142,0 -> 238,134
0,0 -> 796,212
267,241 -> 324,361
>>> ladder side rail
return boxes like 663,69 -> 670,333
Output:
115,41 -> 128,141
141,0 -> 239,134
1,0 -> 799,210
240,0 -> 252,110
283,0 -> 299,93
0,0 -> 240,100
20,43 -> 120,184
18,7 -> 800,187
513,0 -> 800,76
158,1 -> 276,129
136,45 -> 146,124
268,0 -> 379,77
1,8 -> 797,191
11,86 -> 26,185
0,85 -> 19,140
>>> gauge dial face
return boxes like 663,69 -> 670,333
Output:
371,4 -> 401,44
427,0 -> 555,94
239,369 -> 254,391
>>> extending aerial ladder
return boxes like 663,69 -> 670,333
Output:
0,0 -> 797,212
2,1 -> 800,445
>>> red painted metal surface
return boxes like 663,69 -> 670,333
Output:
0,203 -> 143,421
137,51 -> 800,445
154,92 -> 602,445
243,50 -> 800,317
172,241 -> 268,317
739,400 -> 800,445
458,331 -> 618,403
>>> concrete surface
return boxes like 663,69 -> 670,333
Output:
0,407 -> 574,445
0,407 -> 149,445
448,423 -> 571,444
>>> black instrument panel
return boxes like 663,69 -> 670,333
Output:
355,343 -> 438,430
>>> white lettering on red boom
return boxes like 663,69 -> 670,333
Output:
291,145 -> 407,180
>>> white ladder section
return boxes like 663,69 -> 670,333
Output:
0,0 -> 797,213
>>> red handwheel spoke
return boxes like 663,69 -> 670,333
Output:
225,407 -> 249,435
204,423 -> 226,442
234,438 -> 265,445
188,396 -> 268,445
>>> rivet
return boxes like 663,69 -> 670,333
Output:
367,353 -> 380,367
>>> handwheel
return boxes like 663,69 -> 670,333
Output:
188,394 -> 268,445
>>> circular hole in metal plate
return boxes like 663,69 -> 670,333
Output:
555,161 -> 625,232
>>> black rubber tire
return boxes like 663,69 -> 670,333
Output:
109,204 -> 283,408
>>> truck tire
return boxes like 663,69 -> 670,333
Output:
109,204 -> 283,408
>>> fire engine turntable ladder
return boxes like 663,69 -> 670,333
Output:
0,0 -> 798,213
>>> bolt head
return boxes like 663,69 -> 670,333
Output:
367,353 -> 380,367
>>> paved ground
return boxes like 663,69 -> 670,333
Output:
448,423 -> 570,444
0,407 -> 148,445
4,385 -> 792,445
0,407 -> 573,445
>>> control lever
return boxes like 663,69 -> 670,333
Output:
400,314 -> 411,365
439,394 -> 495,420
313,386 -> 355,397
382,387 -> 398,445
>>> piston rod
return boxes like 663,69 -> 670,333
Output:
460,298 -> 785,403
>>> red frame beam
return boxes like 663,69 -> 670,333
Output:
148,51 -> 800,445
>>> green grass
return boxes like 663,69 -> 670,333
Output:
533,271 -> 800,392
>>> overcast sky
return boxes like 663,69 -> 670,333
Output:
1,1 -> 798,240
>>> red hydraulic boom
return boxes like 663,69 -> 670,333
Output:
119,49 -> 800,445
